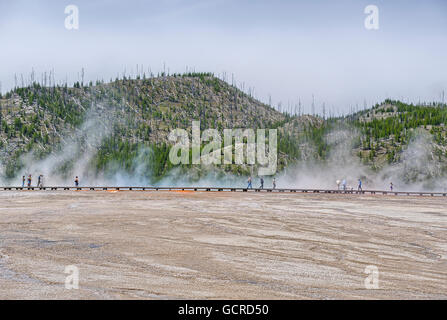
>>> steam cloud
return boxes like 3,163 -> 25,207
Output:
1,109 -> 446,192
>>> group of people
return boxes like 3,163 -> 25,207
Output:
336,179 -> 365,191
336,179 -> 395,191
21,175 -> 80,187
245,176 -> 396,191
247,176 -> 276,189
17,174 -> 396,192
22,174 -> 44,187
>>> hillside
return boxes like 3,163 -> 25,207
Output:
351,100 -> 447,169
0,73 -> 323,183
1,73 -> 446,187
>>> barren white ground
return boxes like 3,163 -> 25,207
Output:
0,191 -> 446,299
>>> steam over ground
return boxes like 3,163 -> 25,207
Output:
1,109 -> 446,192
278,129 -> 447,192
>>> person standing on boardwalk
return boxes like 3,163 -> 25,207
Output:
37,175 -> 41,187
272,178 -> 276,189
390,182 -> 393,191
247,176 -> 252,189
75,176 -> 79,187
342,179 -> 347,191
358,179 -> 362,191
22,175 -> 25,187
27,175 -> 32,187
260,177 -> 264,189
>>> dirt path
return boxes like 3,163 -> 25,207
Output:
0,191 -> 446,299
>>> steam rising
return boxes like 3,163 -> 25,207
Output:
1,110 -> 447,192
278,127 -> 447,192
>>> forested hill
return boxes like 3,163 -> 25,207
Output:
350,100 -> 447,169
1,72 -> 446,184
0,73 -> 319,181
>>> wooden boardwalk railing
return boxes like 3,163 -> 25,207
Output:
0,186 -> 446,197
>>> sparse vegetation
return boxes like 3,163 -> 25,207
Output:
1,73 -> 446,183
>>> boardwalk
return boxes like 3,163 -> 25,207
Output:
1,186 -> 447,197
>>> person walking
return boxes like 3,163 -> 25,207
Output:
390,182 -> 393,191
260,177 -> 264,189
37,175 -> 41,188
247,176 -> 252,189
358,179 -> 362,191
22,175 -> 25,187
27,175 -> 32,187
342,179 -> 347,191
272,178 -> 276,190
75,176 -> 79,187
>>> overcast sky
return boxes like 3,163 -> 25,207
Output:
0,0 -> 446,114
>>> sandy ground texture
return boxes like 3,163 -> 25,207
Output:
0,190 -> 446,299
